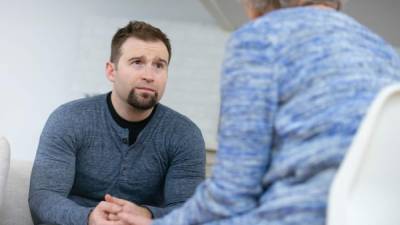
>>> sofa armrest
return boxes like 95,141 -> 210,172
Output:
0,160 -> 34,225
0,137 -> 10,209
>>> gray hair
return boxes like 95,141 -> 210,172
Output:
246,0 -> 342,13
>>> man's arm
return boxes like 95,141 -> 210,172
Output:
29,107 -> 91,225
144,124 -> 206,218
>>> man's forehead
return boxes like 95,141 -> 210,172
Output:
121,37 -> 169,60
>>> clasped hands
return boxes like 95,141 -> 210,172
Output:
88,194 -> 153,225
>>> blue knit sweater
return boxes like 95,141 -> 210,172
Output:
153,7 -> 400,225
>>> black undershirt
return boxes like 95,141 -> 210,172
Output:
106,92 -> 157,145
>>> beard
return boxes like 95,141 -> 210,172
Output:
127,88 -> 158,111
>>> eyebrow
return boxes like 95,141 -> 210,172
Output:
127,56 -> 168,65
128,56 -> 143,63
156,58 -> 168,65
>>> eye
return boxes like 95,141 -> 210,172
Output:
155,63 -> 164,69
132,59 -> 142,65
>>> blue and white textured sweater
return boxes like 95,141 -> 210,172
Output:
153,7 -> 400,225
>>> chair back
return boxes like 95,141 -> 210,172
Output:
328,84 -> 400,225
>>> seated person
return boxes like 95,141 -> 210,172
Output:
28,21 -> 206,225
99,0 -> 400,225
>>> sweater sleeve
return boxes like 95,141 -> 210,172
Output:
29,107 -> 92,225
145,120 -> 206,218
152,24 -> 279,225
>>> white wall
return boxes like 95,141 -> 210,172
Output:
0,0 -> 228,160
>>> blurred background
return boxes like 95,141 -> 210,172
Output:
0,0 -> 399,160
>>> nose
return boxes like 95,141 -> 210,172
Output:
141,64 -> 155,82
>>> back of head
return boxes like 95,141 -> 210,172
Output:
110,21 -> 172,64
245,0 -> 342,16
280,0 -> 341,9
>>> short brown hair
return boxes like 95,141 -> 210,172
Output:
110,21 -> 171,64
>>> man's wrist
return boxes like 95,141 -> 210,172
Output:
87,208 -> 95,225
141,205 -> 154,218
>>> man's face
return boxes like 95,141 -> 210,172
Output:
107,37 -> 169,111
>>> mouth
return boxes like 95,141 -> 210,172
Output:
136,87 -> 156,93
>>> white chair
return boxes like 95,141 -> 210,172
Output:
327,84 -> 400,225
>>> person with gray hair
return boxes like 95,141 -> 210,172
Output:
100,0 -> 400,224
246,0 -> 341,9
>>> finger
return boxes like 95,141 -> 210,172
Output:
105,194 -> 114,203
107,195 -> 131,206
91,215 -> 123,225
97,201 -> 122,214
117,212 -> 136,224
118,212 -> 152,225
108,213 -> 120,221
102,220 -> 125,225
105,214 -> 130,225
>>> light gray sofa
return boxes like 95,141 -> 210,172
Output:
0,137 -> 34,225
0,137 -> 10,213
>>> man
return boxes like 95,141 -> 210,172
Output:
29,21 -> 206,225
102,0 -> 400,225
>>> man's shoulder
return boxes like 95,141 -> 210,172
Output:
234,7 -> 353,39
54,94 -> 107,115
46,94 -> 107,127
155,104 -> 205,153
156,104 -> 201,133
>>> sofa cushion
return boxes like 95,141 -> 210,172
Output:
0,159 -> 34,225
0,137 -> 10,209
